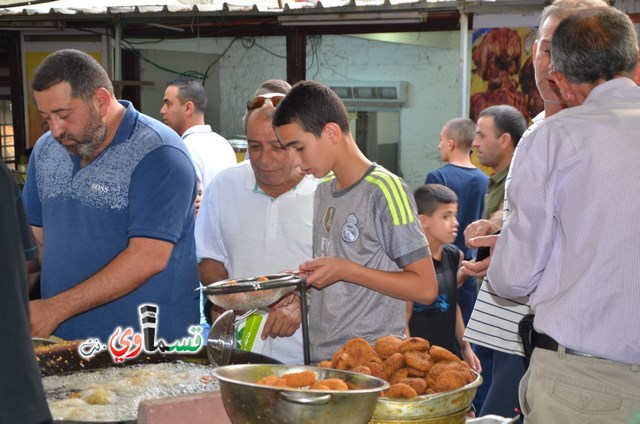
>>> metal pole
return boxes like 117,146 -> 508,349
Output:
459,6 -> 470,118
298,282 -> 311,365
114,18 -> 122,83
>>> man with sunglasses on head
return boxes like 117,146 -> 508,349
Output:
194,80 -> 317,364
161,77 -> 236,196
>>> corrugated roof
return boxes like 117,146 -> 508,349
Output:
0,0 -> 549,20
0,0 -> 445,15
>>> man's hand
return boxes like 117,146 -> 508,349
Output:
460,219 -> 502,279
459,234 -> 500,278
261,293 -> 302,339
29,298 -> 65,337
209,303 -> 227,324
464,219 -> 501,246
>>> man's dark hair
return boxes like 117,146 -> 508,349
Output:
551,6 -> 639,83
32,49 -> 114,102
414,184 -> 458,216
168,77 -> 208,114
444,117 -> 476,150
273,80 -> 350,137
479,105 -> 527,147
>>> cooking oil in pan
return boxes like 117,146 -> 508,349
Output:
42,362 -> 219,421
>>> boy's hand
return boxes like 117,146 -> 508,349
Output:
459,341 -> 482,373
300,256 -> 349,290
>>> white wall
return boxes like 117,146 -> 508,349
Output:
138,49 -> 221,132
137,37 -> 287,139
311,34 -> 461,188
135,32 -> 461,189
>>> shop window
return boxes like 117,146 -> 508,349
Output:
0,98 -> 15,164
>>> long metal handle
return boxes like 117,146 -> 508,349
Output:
298,283 -> 311,365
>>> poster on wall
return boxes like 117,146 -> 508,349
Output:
470,27 -> 543,123
469,26 -> 544,174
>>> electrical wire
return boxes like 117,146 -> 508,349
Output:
68,27 -> 288,85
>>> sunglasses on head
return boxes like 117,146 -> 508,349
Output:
246,93 -> 285,111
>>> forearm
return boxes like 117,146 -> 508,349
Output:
44,238 -> 174,322
27,258 -> 41,293
406,301 -> 413,325
344,258 -> 437,304
198,258 -> 229,286
455,305 -> 466,346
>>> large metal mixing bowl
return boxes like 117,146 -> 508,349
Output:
370,371 -> 482,423
212,364 -> 390,424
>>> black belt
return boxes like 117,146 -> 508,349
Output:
532,331 -> 600,359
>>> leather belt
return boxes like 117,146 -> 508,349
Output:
532,331 -> 600,359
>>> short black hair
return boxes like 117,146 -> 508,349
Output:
168,77 -> 208,114
414,184 -> 458,216
444,117 -> 476,150
479,105 -> 527,148
32,49 -> 114,102
273,80 -> 349,137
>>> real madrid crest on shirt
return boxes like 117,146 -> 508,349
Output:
341,213 -> 360,243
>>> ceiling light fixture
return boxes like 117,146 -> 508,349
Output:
278,11 -> 428,26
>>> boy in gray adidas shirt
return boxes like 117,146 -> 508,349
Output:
274,81 -> 438,363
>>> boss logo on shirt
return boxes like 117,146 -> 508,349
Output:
341,213 -> 360,243
91,183 -> 109,194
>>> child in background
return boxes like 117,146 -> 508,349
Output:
408,184 -> 481,371
273,80 -> 438,364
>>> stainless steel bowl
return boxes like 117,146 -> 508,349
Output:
212,364 -> 390,424
371,371 -> 482,422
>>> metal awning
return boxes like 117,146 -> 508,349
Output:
0,0 -> 548,25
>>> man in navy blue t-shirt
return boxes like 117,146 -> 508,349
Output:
23,49 -> 199,343
426,117 -> 489,326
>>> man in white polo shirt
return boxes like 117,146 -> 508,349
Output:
161,77 -> 236,195
195,79 -> 316,364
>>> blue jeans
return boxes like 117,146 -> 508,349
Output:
480,349 -> 527,420
457,276 -> 477,326
472,344 -> 494,413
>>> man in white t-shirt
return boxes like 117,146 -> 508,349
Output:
162,77 -> 237,326
161,77 -> 236,197
195,80 -> 316,364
